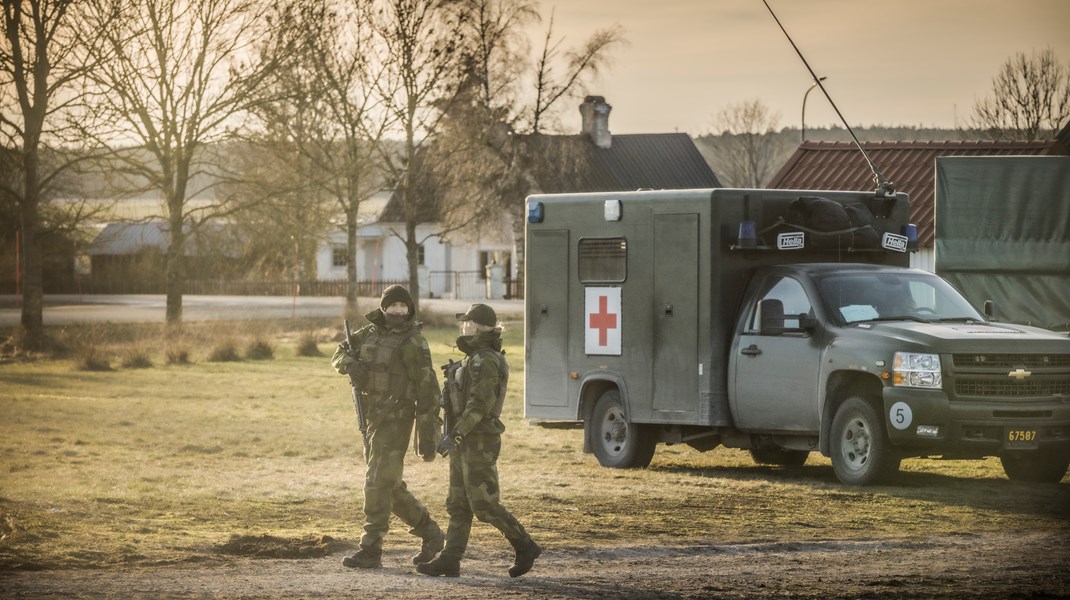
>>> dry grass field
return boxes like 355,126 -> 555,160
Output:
1,319 -> 1068,598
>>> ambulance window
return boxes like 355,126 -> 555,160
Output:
746,276 -> 812,333
578,238 -> 627,283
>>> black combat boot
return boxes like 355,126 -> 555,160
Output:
411,525 -> 445,565
341,547 -> 382,569
415,554 -> 460,577
508,538 -> 541,577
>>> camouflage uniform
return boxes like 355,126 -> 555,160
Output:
419,306 -> 540,577
332,285 -> 443,567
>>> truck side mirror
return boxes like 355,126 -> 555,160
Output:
799,313 -> 819,331
759,299 -> 785,336
983,300 -> 995,319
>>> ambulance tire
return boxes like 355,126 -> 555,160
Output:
1000,448 -> 1070,483
590,389 -> 656,469
830,396 -> 901,486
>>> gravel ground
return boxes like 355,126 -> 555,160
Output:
3,530 -> 1069,599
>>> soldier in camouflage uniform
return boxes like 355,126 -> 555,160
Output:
332,285 -> 444,569
417,303 -> 541,578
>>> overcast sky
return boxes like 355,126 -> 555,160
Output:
537,0 -> 1070,135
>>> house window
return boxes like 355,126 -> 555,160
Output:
332,247 -> 347,268
417,243 -> 426,266
578,237 -> 627,283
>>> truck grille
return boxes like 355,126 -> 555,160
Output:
952,353 -> 1070,369
950,354 -> 1070,401
955,379 -> 1070,398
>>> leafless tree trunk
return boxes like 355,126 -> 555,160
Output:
373,0 -> 463,309
80,0 -> 277,326
1,0 -> 102,349
971,47 -> 1070,141
238,0 -> 386,313
704,99 -> 785,188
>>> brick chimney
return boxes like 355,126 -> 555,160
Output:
580,96 -> 612,149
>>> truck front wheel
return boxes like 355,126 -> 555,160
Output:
830,396 -> 901,485
589,389 -> 656,469
1000,449 -> 1070,483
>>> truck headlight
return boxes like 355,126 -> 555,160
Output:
893,352 -> 942,389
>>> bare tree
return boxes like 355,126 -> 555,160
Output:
234,0 -> 388,311
431,1 -> 624,293
373,0 -> 464,306
1,0 -> 104,349
80,0 -> 277,325
971,47 -> 1070,141
703,99 -> 785,188
529,10 -> 624,134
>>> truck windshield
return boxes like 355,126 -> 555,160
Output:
815,272 -> 984,325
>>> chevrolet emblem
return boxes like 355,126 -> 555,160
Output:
1008,368 -> 1032,381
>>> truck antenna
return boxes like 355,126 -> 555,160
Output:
761,0 -> 895,197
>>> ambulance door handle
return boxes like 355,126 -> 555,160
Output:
663,304 -> 673,317
540,304 -> 549,316
741,344 -> 762,357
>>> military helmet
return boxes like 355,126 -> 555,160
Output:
456,303 -> 496,327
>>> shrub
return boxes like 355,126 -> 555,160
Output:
120,345 -> 154,369
296,333 -> 323,357
165,346 -> 191,365
245,339 -> 274,360
74,347 -> 113,371
208,340 -> 241,362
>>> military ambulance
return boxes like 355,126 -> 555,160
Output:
523,188 -> 1070,485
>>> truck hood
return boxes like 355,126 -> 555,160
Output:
847,321 -> 1070,352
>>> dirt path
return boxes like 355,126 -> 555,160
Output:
4,530 -> 1068,599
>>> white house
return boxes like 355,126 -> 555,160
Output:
315,191 -> 515,299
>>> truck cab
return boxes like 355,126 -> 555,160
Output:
731,263 -> 1070,484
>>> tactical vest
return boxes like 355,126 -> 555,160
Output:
451,349 -> 509,418
358,326 -> 415,399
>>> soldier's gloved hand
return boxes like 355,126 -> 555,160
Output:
332,351 -> 356,376
415,413 -> 442,462
436,431 -> 462,457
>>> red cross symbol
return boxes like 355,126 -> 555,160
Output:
588,295 -> 618,346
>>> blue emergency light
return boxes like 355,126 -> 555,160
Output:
528,201 -> 544,223
901,223 -> 918,251
737,221 -> 757,248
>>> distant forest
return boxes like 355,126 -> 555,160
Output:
694,125 -> 982,186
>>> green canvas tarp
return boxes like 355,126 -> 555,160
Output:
935,156 -> 1070,332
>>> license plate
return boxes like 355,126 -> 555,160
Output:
1005,428 -> 1040,449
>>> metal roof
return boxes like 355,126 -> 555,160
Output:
87,221 -> 240,257
527,133 -> 721,193
87,222 -> 169,255
767,140 -> 1067,248
374,133 -> 720,224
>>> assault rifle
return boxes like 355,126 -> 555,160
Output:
343,319 -> 369,454
437,359 -> 461,456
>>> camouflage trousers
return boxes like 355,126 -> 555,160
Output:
441,432 -> 531,559
359,416 -> 437,551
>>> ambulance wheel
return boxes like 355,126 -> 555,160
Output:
1000,448 -> 1070,483
590,389 -> 656,469
830,396 -> 901,486
749,448 -> 809,467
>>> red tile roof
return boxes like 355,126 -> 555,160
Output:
767,140 -> 1067,248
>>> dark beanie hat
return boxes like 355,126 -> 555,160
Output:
455,303 -> 496,327
380,285 -> 415,315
